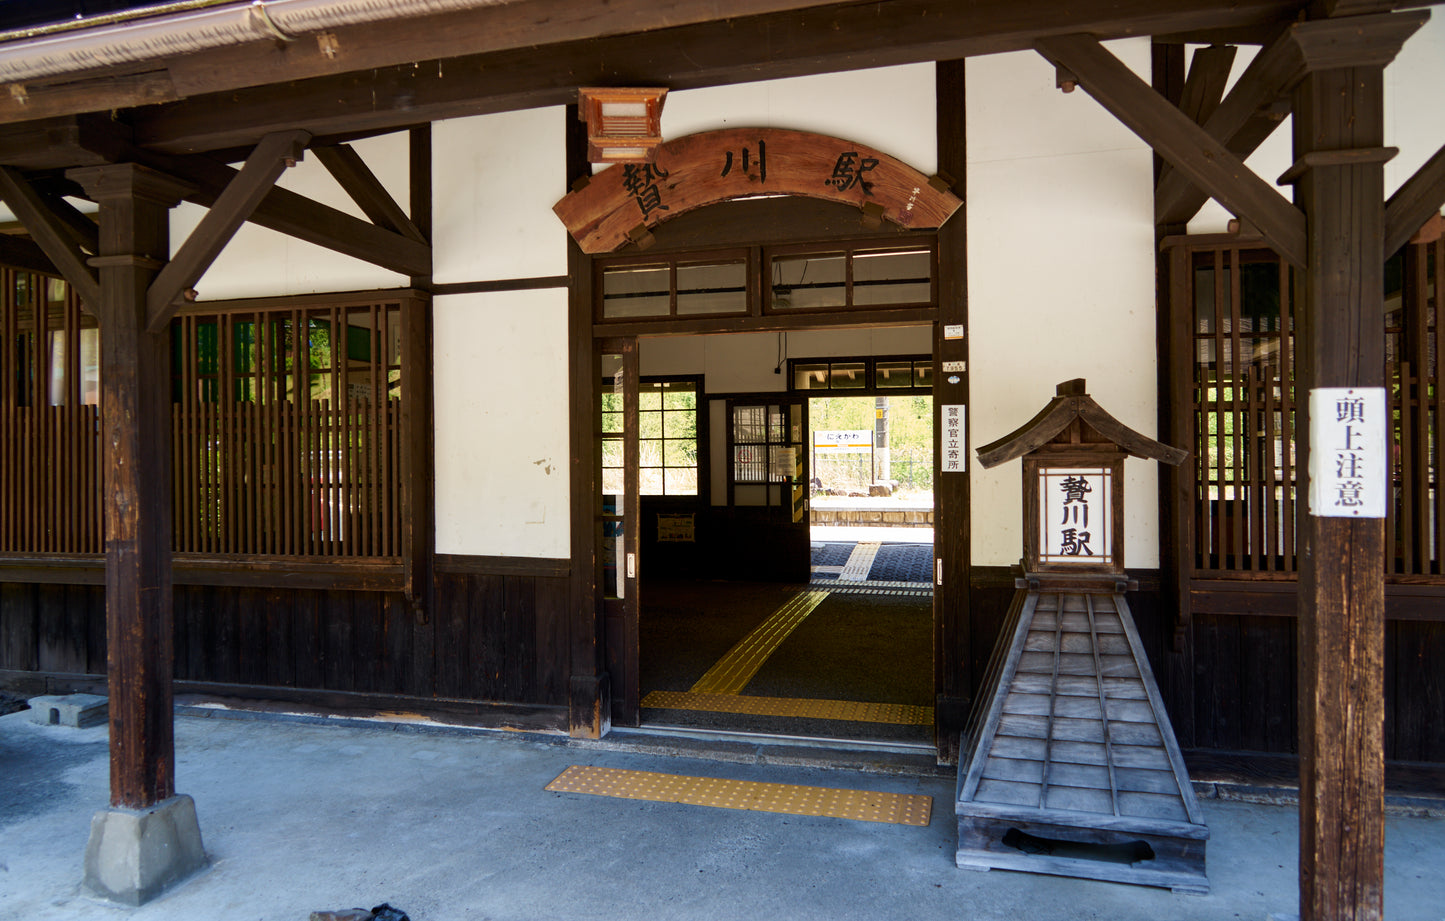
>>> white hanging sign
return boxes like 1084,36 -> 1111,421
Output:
1308,387 -> 1387,519
942,404 -> 965,472
1038,467 -> 1112,565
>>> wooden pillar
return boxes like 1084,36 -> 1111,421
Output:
66,164 -> 193,809
1285,16 -> 1418,920
934,59 -> 972,763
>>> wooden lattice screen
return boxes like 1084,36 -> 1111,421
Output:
0,270 -> 101,554
1186,236 -> 1443,576
1,272 -> 406,560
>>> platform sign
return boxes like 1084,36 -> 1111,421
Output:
814,429 -> 872,454
1308,387 -> 1387,518
1037,466 -> 1113,565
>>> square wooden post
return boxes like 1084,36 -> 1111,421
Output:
1284,16 -> 1418,919
66,164 -> 193,809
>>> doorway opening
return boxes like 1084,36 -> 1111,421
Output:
632,342 -> 936,747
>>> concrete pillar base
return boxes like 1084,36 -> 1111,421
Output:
82,794 -> 208,906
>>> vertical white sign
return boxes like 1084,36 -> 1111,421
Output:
1038,467 -> 1112,565
942,404 -> 965,472
1308,387 -> 1387,518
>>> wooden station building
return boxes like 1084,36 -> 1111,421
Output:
0,0 -> 1441,915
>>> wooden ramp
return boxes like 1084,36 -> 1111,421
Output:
955,586 -> 1208,893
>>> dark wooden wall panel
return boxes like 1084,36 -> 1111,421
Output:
1,582 -> 39,671
1388,620 -> 1445,763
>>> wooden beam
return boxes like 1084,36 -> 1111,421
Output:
1176,44 -> 1237,126
0,233 -> 58,274
1154,25 -> 1303,225
127,148 -> 431,276
146,129 -> 309,330
121,0 -> 1306,157
1385,142 -> 1445,257
1035,33 -> 1307,266
0,166 -> 100,308
314,144 -> 427,244
0,0 -> 1307,137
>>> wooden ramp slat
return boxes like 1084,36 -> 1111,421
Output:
955,588 -> 1209,893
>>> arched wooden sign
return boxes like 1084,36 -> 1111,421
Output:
553,128 -> 961,254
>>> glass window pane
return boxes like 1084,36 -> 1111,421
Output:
852,248 -> 932,306
601,439 -> 623,469
828,362 -> 866,389
639,468 -> 665,495
664,469 -> 698,495
602,265 -> 670,318
913,363 -> 932,388
734,405 -> 766,443
662,387 -> 696,410
793,362 -> 830,390
677,262 -> 747,315
663,438 -> 695,467
640,389 -> 662,411
639,439 -> 662,466
663,409 -> 695,438
875,360 -> 914,389
639,411 -> 663,438
771,253 -> 845,309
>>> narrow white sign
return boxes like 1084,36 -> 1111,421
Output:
1308,387 -> 1386,519
942,404 -> 965,472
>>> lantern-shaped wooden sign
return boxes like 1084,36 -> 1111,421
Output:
976,379 -> 1186,577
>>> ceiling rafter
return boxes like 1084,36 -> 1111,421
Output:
1385,142 -> 1445,257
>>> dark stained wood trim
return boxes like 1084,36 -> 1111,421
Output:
0,233 -> 59,274
594,307 -> 936,339
1384,142 -> 1445,258
431,276 -> 570,296
934,57 -> 969,764
115,0 -> 1307,157
1175,43 -> 1237,128
434,554 -> 571,579
975,382 -> 1188,468
645,196 -> 928,253
1035,33 -> 1307,268
0,555 -> 405,586
314,143 -> 428,244
0,166 -> 100,307
1190,579 -> 1445,622
146,129 -> 310,330
1155,25 -> 1298,226
117,145 -> 432,277
181,286 -> 428,315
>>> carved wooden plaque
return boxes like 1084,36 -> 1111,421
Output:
554,127 -> 962,254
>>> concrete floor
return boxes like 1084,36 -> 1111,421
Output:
2,707 -> 1442,921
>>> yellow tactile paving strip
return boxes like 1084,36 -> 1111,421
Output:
690,590 -> 830,695
546,765 -> 933,826
642,689 -> 934,725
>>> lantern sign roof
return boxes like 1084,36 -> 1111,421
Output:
975,378 -> 1188,469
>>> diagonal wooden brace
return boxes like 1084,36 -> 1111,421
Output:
0,165 -> 101,310
314,144 -> 428,244
146,129 -> 311,331
1036,33 -> 1306,267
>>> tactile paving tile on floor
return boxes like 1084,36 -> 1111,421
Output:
690,590 -> 830,695
641,689 -> 934,726
546,765 -> 933,826
839,541 -> 882,581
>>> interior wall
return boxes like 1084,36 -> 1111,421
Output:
169,132 -> 409,299
967,40 -> 1161,569
433,289 -> 570,558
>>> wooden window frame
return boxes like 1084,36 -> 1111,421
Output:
763,239 -> 937,315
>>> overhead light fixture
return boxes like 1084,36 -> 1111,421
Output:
578,87 -> 668,163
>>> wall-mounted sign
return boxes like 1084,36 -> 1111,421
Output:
814,429 -> 873,453
943,404 -> 966,472
1308,387 -> 1386,518
943,325 -> 965,340
1037,466 -> 1113,566
553,128 -> 963,254
657,513 -> 696,543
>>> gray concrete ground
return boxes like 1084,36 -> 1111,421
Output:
2,707 -> 1441,921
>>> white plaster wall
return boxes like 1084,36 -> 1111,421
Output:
659,63 -> 938,177
169,132 -> 409,299
432,107 -> 567,284
1190,15 -> 1445,234
967,41 -> 1161,568
433,289 -> 570,558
